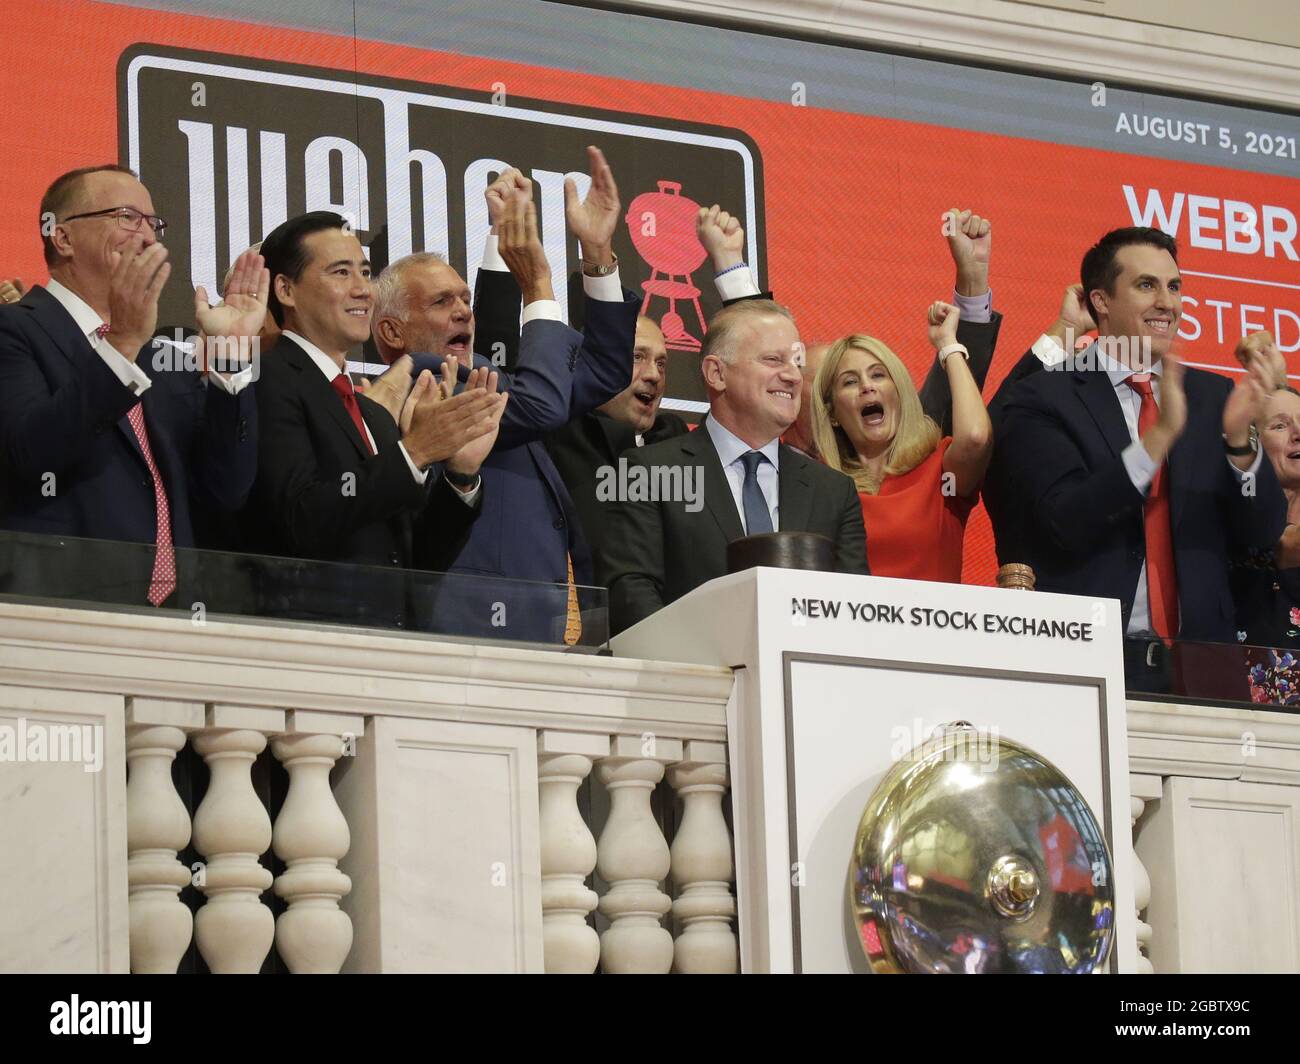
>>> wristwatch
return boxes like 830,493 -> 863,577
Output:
937,343 -> 969,368
581,253 -> 619,277
445,468 -> 480,490
1223,425 -> 1259,456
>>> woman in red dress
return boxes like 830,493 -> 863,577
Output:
809,302 -> 992,583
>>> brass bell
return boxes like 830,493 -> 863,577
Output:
848,722 -> 1114,973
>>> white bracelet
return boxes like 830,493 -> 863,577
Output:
938,343 -> 969,367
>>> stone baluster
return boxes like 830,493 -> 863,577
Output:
537,731 -> 609,974
126,698 -> 204,973
191,705 -> 283,973
1130,779 -> 1159,974
271,711 -> 362,974
595,734 -> 681,974
667,741 -> 736,973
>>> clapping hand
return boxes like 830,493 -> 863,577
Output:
1235,330 -> 1287,392
195,247 -> 270,340
564,145 -> 620,267
497,175 -> 553,304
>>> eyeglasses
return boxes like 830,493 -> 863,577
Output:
60,206 -> 167,239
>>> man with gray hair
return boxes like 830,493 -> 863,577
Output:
600,297 -> 869,634
370,151 -> 639,643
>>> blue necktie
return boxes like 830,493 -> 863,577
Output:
740,450 -> 773,535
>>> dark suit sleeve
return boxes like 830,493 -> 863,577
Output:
999,384 -> 1142,555
568,289 -> 638,416
492,319 -> 584,449
918,311 -> 1002,434
600,447 -> 666,633
189,378 -> 258,514
413,474 -> 483,572
832,473 -> 870,576
256,370 -> 431,557
472,267 -> 522,371
0,312 -> 138,480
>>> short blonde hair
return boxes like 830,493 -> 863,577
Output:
811,334 -> 940,494
700,298 -> 794,366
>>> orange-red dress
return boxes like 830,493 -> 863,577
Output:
858,437 -> 975,583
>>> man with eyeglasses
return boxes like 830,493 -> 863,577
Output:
599,298 -> 869,634
0,163 -> 267,607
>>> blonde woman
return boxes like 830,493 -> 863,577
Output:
810,302 -> 992,581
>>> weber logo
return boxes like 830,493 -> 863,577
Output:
119,46 -> 764,406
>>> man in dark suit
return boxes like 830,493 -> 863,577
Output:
600,298 -> 869,634
370,153 -> 638,643
246,211 -> 506,628
0,163 -> 266,607
547,315 -> 688,559
998,227 -> 1285,673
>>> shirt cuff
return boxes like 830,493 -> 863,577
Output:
97,337 -> 151,396
1122,438 -> 1159,495
1031,333 -> 1070,369
582,268 -> 623,303
207,364 -> 255,395
714,264 -> 760,303
481,232 -> 508,272
953,289 -> 992,324
1227,445 -> 1265,481
397,442 -> 430,485
522,299 -> 563,325
447,475 -> 482,505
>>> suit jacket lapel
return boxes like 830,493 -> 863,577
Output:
689,419 -> 745,543
777,446 -> 814,532
283,338 -> 371,460
24,286 -> 148,466
1073,368 -> 1131,461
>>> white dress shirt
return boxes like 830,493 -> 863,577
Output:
45,277 -> 253,397
705,416 -> 780,533
284,330 -> 481,503
479,232 -> 625,321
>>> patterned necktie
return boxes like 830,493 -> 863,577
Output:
1126,374 -> 1179,640
331,373 -> 374,455
740,450 -> 774,535
126,403 -> 177,607
93,323 -> 176,606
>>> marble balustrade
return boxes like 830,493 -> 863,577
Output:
3,601 -> 1300,973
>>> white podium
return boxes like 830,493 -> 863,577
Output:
613,567 -> 1135,974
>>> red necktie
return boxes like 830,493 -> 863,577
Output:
331,374 -> 374,455
1126,374 -> 1178,640
126,403 -> 177,607
94,323 -> 176,606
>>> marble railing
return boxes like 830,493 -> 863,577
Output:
0,600 -> 735,974
3,600 -> 1299,973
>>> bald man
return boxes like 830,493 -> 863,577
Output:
546,314 -> 689,565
